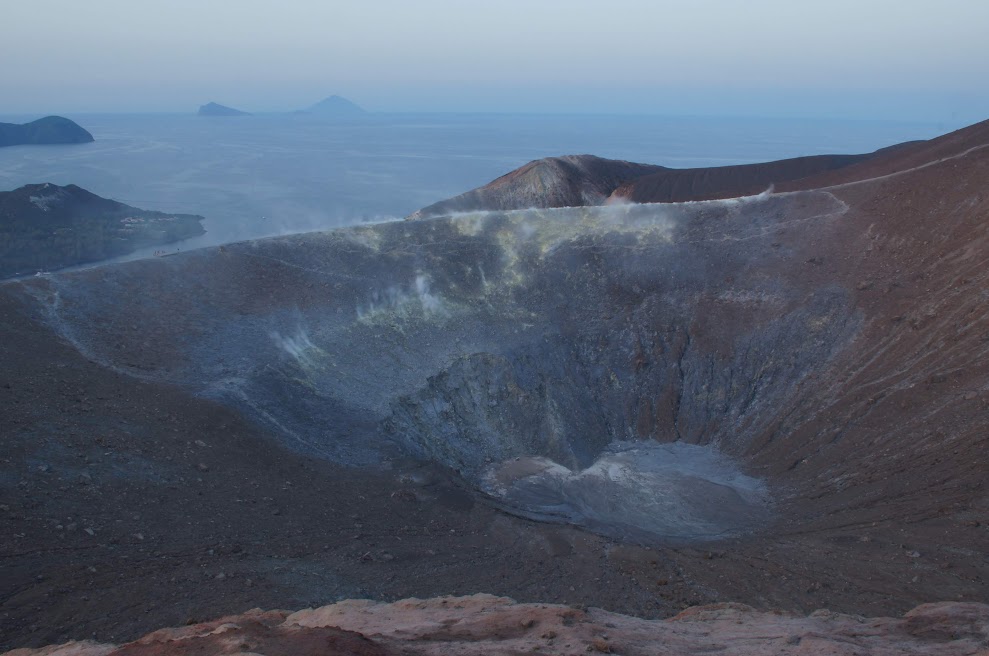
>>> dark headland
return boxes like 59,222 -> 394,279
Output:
197,102 -> 251,117
0,183 -> 204,278
0,116 -> 94,148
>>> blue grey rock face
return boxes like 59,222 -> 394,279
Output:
16,191 -> 857,540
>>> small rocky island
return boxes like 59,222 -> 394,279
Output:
0,183 -> 205,278
0,116 -> 94,148
197,102 -> 251,116
304,94 -> 366,116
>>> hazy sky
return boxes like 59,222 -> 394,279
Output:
3,0 -> 988,122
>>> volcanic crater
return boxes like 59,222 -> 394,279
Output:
24,190 -> 857,540
3,120 -> 988,651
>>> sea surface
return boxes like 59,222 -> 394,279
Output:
0,112 -> 954,253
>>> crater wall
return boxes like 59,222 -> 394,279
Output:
9,192 -> 859,536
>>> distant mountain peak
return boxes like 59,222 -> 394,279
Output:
306,95 -> 366,116
197,102 -> 251,117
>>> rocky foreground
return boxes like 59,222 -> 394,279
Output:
6,595 -> 988,656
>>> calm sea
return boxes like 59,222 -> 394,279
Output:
0,112 -> 955,253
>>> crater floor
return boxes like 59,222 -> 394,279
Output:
483,441 -> 771,541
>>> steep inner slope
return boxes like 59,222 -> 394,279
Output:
22,192 -> 857,541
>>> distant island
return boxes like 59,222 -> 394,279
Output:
0,116 -> 94,148
301,95 -> 366,116
0,183 -> 205,278
198,102 -> 251,117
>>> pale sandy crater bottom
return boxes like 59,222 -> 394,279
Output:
481,441 -> 771,541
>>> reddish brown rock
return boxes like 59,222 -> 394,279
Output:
408,120 -> 989,217
408,144 -> 898,219
407,154 -> 664,219
7,596 -> 989,656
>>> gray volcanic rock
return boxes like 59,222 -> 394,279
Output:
25,194 -> 853,494
9,596 -> 989,655
305,94 -> 366,116
0,183 -> 204,277
197,102 -> 250,116
407,155 -> 665,219
0,116 -> 94,147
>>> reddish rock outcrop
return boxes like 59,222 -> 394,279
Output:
7,595 -> 989,656
407,144 -> 905,219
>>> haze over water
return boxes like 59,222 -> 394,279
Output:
0,112 -> 951,252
